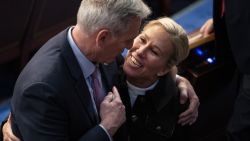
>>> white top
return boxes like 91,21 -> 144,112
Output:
126,80 -> 159,107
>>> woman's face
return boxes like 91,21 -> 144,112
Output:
123,24 -> 174,83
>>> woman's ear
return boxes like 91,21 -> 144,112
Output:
96,29 -> 110,48
169,66 -> 178,79
157,66 -> 170,77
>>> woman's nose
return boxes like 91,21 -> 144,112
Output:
136,45 -> 147,57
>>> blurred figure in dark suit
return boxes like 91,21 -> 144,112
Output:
200,0 -> 250,140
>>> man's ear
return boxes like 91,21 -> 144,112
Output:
96,29 -> 111,47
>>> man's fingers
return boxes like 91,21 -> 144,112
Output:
112,86 -> 121,101
178,117 -> 191,126
189,113 -> 198,125
178,101 -> 199,125
179,98 -> 198,118
179,108 -> 192,119
178,96 -> 199,124
103,86 -> 123,104
103,92 -> 114,102
178,111 -> 198,126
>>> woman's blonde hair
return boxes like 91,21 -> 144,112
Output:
143,17 -> 189,68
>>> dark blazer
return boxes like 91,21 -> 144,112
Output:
213,0 -> 233,64
117,68 -> 187,141
213,1 -> 250,140
225,0 -> 250,74
9,28 -> 126,141
214,0 -> 250,74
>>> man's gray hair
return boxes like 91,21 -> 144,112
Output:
77,0 -> 151,35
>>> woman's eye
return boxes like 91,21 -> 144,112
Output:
139,37 -> 146,43
151,49 -> 158,55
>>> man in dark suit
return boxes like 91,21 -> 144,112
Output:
200,0 -> 250,140
0,0 -> 151,141
1,0 -> 200,141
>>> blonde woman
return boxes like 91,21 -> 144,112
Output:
118,17 -> 191,141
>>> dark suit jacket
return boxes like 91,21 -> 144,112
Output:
213,1 -> 250,140
214,0 -> 250,74
117,67 -> 188,141
9,28 -> 127,141
213,0 -> 233,64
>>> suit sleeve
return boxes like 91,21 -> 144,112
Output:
11,82 -> 110,141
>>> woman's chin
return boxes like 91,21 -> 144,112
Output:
123,67 -> 137,77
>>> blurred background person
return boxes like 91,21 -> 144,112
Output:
200,0 -> 250,140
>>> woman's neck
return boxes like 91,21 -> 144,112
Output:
126,76 -> 158,88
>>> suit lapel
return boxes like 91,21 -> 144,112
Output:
75,78 -> 98,124
100,61 -> 119,93
99,55 -> 124,94
60,28 -> 97,124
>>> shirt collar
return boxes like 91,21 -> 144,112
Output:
67,26 -> 95,78
126,80 -> 159,96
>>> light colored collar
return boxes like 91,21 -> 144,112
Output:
67,26 -> 95,78
126,80 -> 159,95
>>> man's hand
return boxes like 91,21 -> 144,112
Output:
2,114 -> 20,141
99,86 -> 126,136
176,75 -> 200,126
